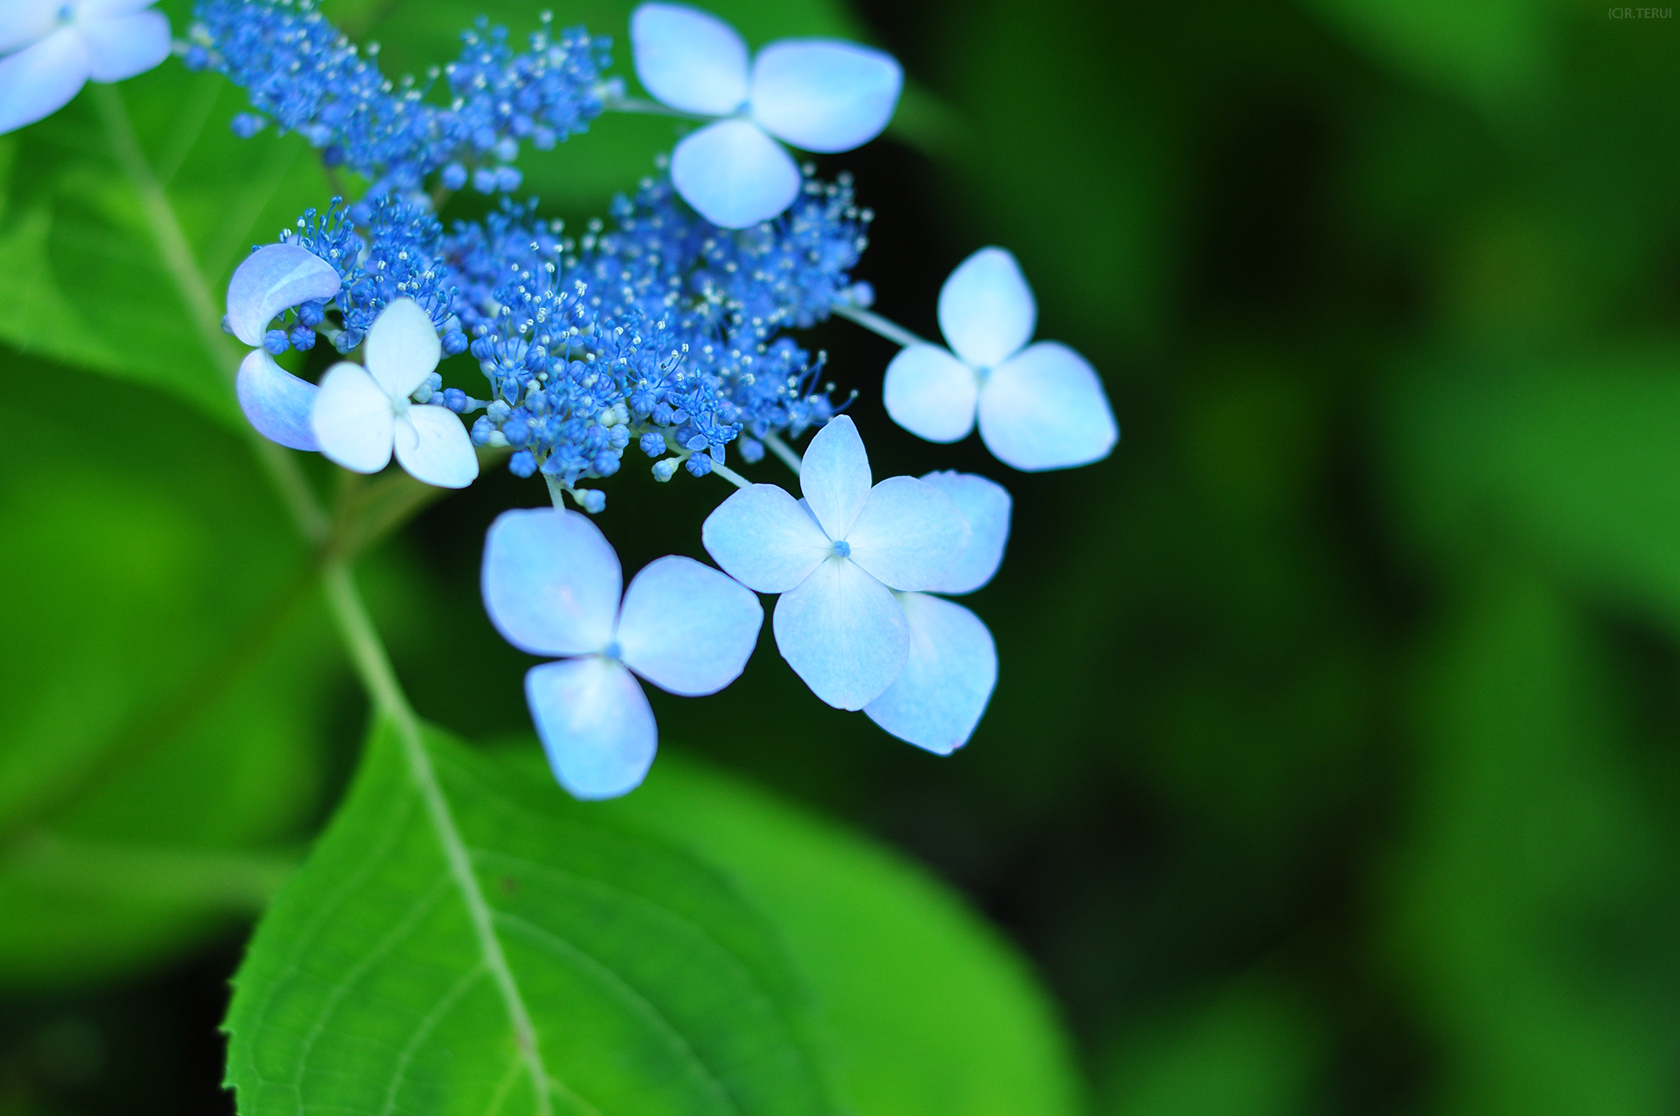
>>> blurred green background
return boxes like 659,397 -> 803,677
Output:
7,0 -> 1680,1112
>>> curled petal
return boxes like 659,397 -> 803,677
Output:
226,244 -> 341,348
526,657 -> 657,800
919,471 -> 1012,594
845,476 -> 969,592
364,297 -> 440,401
978,341 -> 1119,471
938,247 -> 1036,369
80,8 -> 169,82
482,508 -> 622,658
749,40 -> 902,153
864,594 -> 996,755
799,415 -> 872,541
0,29 -> 89,136
312,362 -> 394,474
670,118 -> 802,229
702,483 -> 830,593
630,2 -> 749,116
772,558 -> 908,710
393,405 -> 477,489
236,348 -> 319,451
617,556 -> 763,696
883,344 -> 978,444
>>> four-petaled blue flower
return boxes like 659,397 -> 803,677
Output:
228,243 -> 342,451
482,507 -> 764,799
630,1 -> 901,228
702,416 -> 970,710
864,471 -> 1010,754
310,299 -> 479,488
883,247 -> 1120,471
0,0 -> 171,134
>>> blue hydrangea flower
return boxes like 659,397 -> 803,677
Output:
0,0 -> 171,134
630,1 -> 901,228
883,247 -> 1120,471
227,242 -> 343,450
482,507 -> 763,799
701,416 -> 970,709
864,471 -> 1010,754
311,299 -> 478,488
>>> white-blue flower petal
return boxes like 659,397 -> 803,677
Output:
235,348 -> 319,451
482,508 -> 623,658
748,39 -> 902,153
0,29 -> 88,136
845,476 -> 970,592
978,341 -> 1118,471
616,556 -> 763,696
312,361 -> 394,474
772,557 -> 908,710
225,244 -> 342,348
670,118 -> 802,229
919,471 -> 1012,594
864,594 -> 996,755
630,2 -> 749,116
364,297 -> 440,400
702,483 -> 830,593
799,415 -> 872,540
393,405 -> 477,489
79,7 -> 168,82
0,2 -> 59,55
938,247 -> 1036,370
883,344 -> 978,443
526,657 -> 657,800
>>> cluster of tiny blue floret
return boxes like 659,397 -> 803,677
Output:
185,0 -> 611,213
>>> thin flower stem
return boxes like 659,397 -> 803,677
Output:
709,461 -> 751,489
544,473 -> 568,509
601,95 -> 705,120
761,432 -> 803,476
833,303 -> 933,350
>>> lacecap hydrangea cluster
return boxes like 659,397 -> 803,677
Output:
0,0 -> 1120,800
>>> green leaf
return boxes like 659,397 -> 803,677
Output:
0,361 -> 334,986
225,719 -> 839,1116
0,63 -> 330,425
1384,348 -> 1680,627
595,754 -> 1085,1116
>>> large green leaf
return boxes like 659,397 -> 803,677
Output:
0,361 -> 334,985
0,55 -> 329,425
600,755 -> 1086,1116
225,719 -> 839,1116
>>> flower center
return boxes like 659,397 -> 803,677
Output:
830,539 -> 851,559
602,640 -> 622,661
57,4 -> 74,24
391,395 -> 411,417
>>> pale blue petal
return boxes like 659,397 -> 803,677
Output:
938,247 -> 1036,369
630,2 -> 748,116
748,39 -> 902,153
772,557 -> 907,710
365,297 -> 440,400
701,483 -> 829,593
225,244 -> 341,348
864,594 -> 996,755
0,2 -> 59,55
0,29 -> 88,136
526,657 -> 657,800
882,344 -> 977,443
919,471 -> 1012,594
311,362 -> 393,474
799,415 -> 872,540
670,118 -> 802,229
393,405 -> 477,489
482,508 -> 622,658
74,0 -> 164,18
235,348 -> 319,451
844,476 -> 969,592
616,556 -> 763,696
978,341 -> 1119,471
79,8 -> 168,82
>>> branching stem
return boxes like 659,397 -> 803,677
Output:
833,303 -> 932,350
